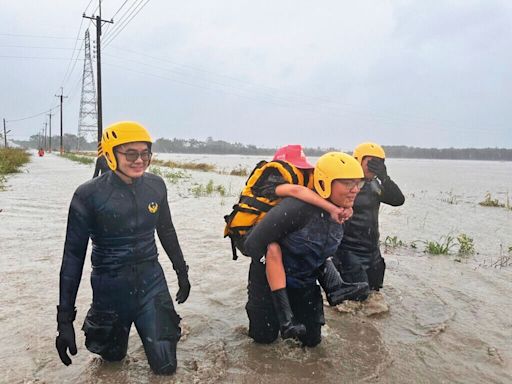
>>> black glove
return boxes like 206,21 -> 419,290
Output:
367,158 -> 388,181
56,306 -> 77,366
176,267 -> 191,304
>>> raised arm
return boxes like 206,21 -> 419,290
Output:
275,183 -> 349,223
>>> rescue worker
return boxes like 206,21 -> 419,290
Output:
243,152 -> 365,346
333,142 -> 405,300
92,147 -> 110,178
224,145 -> 367,340
56,121 -> 190,375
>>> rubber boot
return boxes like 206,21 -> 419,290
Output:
318,259 -> 369,305
271,288 -> 306,339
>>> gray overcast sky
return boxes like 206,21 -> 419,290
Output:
1,0 -> 511,149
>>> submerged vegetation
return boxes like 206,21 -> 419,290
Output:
190,180 -> 226,197
60,152 -> 95,165
0,147 -> 30,190
152,159 -> 215,172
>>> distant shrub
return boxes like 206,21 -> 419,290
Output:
230,166 -> 248,176
153,159 -> 215,172
190,180 -> 226,197
0,147 -> 30,175
479,193 -> 504,208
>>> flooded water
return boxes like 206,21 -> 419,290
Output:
0,152 -> 511,383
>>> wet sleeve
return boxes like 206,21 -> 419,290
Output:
379,177 -> 405,206
251,168 -> 287,200
243,197 -> 310,260
59,192 -> 92,311
156,187 -> 188,275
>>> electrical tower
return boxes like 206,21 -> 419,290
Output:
77,29 -> 98,149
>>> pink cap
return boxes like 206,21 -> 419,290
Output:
273,145 -> 314,169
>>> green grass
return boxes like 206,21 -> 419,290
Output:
384,235 -> 406,248
419,236 -> 457,255
457,233 -> 475,256
190,179 -> 226,197
0,147 -> 30,190
60,152 -> 95,165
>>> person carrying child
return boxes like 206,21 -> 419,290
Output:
224,145 -> 368,340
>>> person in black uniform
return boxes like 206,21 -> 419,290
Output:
92,152 -> 109,178
243,152 -> 365,347
333,142 -> 405,300
55,121 -> 190,375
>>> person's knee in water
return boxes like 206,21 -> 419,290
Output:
56,121 -> 190,375
243,152 -> 365,346
333,142 -> 405,300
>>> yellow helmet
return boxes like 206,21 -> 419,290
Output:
352,142 -> 385,164
314,152 -> 364,198
101,121 -> 152,171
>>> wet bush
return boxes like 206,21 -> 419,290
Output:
441,190 -> 459,205
60,152 -> 95,165
457,233 -> 475,256
190,180 -> 226,197
0,148 -> 30,190
164,169 -> 190,184
230,166 -> 248,176
479,193 -> 504,208
0,147 -> 30,174
421,236 -> 457,255
384,235 -> 405,248
153,159 -> 216,172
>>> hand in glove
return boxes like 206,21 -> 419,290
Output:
176,269 -> 191,304
367,158 -> 388,181
56,307 -> 77,366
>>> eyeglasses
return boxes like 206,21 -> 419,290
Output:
335,179 -> 365,190
116,150 -> 152,162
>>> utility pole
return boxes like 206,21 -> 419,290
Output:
83,0 -> 113,145
47,112 -> 54,152
3,118 -> 11,148
44,121 -> 48,151
55,87 -> 68,154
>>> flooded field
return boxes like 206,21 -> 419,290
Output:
0,152 -> 511,383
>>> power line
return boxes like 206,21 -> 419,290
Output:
103,0 -> 151,47
60,17 -> 88,89
0,55 -> 85,61
102,0 -> 142,41
0,44 -> 78,50
0,32 -> 83,40
5,105 -> 59,123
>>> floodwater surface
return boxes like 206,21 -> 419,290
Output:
0,152 -> 511,383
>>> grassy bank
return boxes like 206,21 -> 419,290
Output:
59,152 -> 95,165
0,147 -> 30,190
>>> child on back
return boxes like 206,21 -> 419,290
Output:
225,145 -> 360,339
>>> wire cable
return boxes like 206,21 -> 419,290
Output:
103,0 -> 151,47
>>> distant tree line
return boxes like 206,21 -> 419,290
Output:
13,135 -> 512,161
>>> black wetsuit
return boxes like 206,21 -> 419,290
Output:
333,177 -> 404,295
59,171 -> 186,374
244,197 -> 344,347
92,156 -> 110,178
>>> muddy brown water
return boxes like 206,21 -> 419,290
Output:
0,153 -> 511,383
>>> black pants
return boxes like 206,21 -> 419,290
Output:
83,261 -> 181,374
333,249 -> 386,299
245,260 -> 325,347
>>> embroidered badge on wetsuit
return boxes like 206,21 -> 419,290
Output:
148,202 -> 159,213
